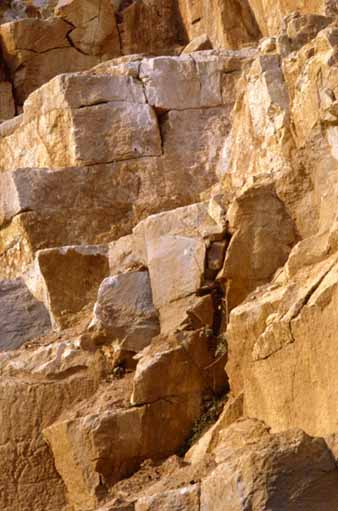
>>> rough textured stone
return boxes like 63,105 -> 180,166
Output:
44,396 -> 201,510
178,0 -> 261,49
200,418 -> 338,511
220,183 -> 296,310
185,393 -> 244,464
0,16 -> 99,104
135,484 -> 200,511
2,6 -> 338,511
55,0 -> 120,58
117,0 -> 183,55
92,271 -> 160,353
0,164 -> 139,279
0,361 -> 100,511
248,0 -> 328,36
0,277 -> 51,350
182,34 -> 212,54
0,81 -> 15,121
34,245 -> 110,329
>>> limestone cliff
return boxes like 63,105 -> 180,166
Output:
1,1 -> 338,510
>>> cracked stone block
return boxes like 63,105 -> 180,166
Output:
0,16 -> 100,104
133,202 -> 225,309
43,396 -> 201,510
0,74 -> 162,169
0,165 -> 139,279
131,330 -> 224,405
0,277 -> 51,351
55,0 -> 120,58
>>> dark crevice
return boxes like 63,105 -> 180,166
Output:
191,17 -> 202,25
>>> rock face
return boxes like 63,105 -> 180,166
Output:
200,418 -> 338,511
2,3 -> 338,511
0,277 -> 51,350
92,271 -> 160,353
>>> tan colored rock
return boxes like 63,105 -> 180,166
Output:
0,16 -> 99,104
0,364 -> 100,511
134,201 -> 225,265
182,34 -> 212,54
108,234 -> 144,276
132,329 -> 227,406
0,337 -> 98,379
200,418 -> 338,511
0,165 -> 139,279
131,332 -> 203,405
0,277 -> 51,350
248,0 -> 328,36
159,294 -> 214,335
44,396 -> 201,510
185,393 -> 244,464
226,282 -> 285,396
232,253 -> 338,437
117,0 -> 183,56
35,245 -> 109,329
0,81 -> 15,121
220,183 -> 296,311
133,201 -> 226,314
55,0 -> 120,58
148,235 -> 206,309
227,54 -> 292,188
178,0 -> 261,49
135,484 -> 200,511
91,271 -> 160,353
140,53 -> 240,110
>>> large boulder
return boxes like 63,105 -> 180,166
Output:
200,418 -> 338,510
44,396 -> 201,510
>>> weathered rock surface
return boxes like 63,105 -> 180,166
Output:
248,0 -> 330,36
91,271 -> 160,353
0,277 -> 51,350
34,245 -> 110,329
44,395 -> 201,510
136,484 -> 200,511
178,0 -> 261,49
200,418 -> 338,510
2,4 -> 338,511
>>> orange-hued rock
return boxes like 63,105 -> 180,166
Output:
44,395 -> 201,510
200,418 -> 338,511
35,246 -> 110,329
178,0 -> 261,49
248,0 -> 328,36
0,354 -> 102,511
2,4 -> 338,511
117,0 -> 183,55
220,183 -> 296,310
55,0 -> 120,58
